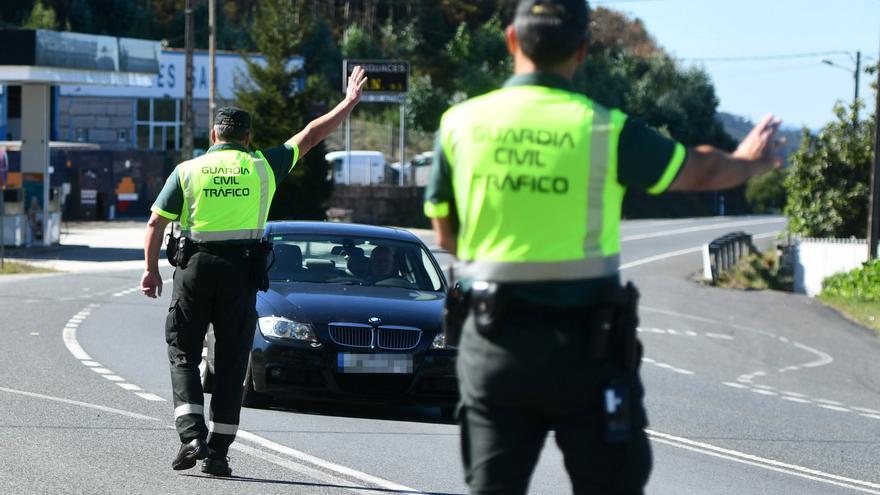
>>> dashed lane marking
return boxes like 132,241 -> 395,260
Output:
134,392 -> 165,402
723,382 -> 749,389
116,383 -> 142,391
860,414 -> 880,420
852,407 -> 880,414
781,396 -> 812,404
814,399 -> 845,406
102,375 -> 125,382
751,389 -> 778,396
818,405 -> 852,413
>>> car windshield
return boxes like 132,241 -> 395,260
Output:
267,233 -> 444,291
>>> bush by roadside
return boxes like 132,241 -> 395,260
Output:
819,260 -> 880,333
713,250 -> 792,291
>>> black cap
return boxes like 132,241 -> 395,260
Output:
515,0 -> 589,31
214,107 -> 251,129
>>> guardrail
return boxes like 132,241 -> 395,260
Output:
702,231 -> 757,282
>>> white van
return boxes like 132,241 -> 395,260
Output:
325,150 -> 386,185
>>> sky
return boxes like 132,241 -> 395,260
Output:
596,0 -> 880,130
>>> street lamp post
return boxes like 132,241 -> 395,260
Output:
821,51 -> 861,121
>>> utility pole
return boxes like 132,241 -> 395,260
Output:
208,0 -> 216,131
182,0 -> 194,159
854,51 -> 862,123
869,44 -> 880,259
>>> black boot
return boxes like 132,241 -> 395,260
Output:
201,455 -> 232,477
171,438 -> 209,470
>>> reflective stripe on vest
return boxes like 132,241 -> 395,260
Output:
178,150 -> 275,242
439,85 -> 627,282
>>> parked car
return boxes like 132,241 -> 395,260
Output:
202,221 -> 457,416
325,150 -> 386,185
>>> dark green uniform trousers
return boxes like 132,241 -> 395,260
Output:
457,315 -> 652,495
166,246 -> 257,456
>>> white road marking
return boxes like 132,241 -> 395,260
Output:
852,407 -> 880,414
637,327 -> 666,334
639,306 -> 719,324
723,382 -> 749,389
814,399 -> 845,406
236,430 -> 424,493
792,342 -> 834,369
29,332 -> 39,336
62,308 -> 97,361
818,405 -> 851,413
621,218 -> 785,242
102,375 -> 125,382
705,332 -> 734,340
752,384 -> 775,390
81,360 -> 101,367
781,396 -> 812,404
649,430 -> 880,494
134,392 -> 165,401
91,368 -> 113,374
860,414 -> 880,420
751,389 -> 777,396
620,246 -> 704,270
0,386 -> 159,421
672,368 -> 695,375
780,391 -> 808,398
116,383 -> 142,391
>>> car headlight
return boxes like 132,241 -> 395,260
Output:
258,316 -> 317,342
432,331 -> 455,349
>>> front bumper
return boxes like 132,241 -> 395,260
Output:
250,332 -> 458,406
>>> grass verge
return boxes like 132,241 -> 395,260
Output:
818,294 -> 880,334
0,260 -> 56,275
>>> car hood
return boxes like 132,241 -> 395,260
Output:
257,282 -> 445,330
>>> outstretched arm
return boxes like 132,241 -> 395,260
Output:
669,114 -> 783,191
286,66 -> 368,159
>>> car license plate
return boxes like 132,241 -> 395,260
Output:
337,353 -> 413,374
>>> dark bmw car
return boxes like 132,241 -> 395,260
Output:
202,221 -> 457,416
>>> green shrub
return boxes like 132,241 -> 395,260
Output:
821,260 -> 880,301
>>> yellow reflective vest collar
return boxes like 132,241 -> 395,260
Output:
439,77 -> 627,282
178,146 -> 275,242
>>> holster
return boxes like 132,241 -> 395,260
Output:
470,281 -> 506,338
167,235 -> 194,269
249,239 -> 274,292
443,282 -> 470,347
610,282 -> 641,371
165,232 -> 179,267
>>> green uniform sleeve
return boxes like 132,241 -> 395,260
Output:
617,118 -> 688,195
260,143 -> 300,187
150,167 -> 182,220
423,134 -> 454,218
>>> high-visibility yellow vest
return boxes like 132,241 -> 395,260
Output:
435,85 -> 631,282
177,149 -> 276,242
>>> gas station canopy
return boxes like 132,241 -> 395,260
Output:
0,29 -> 160,246
0,29 -> 160,86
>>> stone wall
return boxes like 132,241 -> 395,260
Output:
328,185 -> 429,228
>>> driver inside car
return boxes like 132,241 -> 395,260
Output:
367,246 -> 397,283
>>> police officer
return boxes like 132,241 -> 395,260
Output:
424,2 -> 781,493
141,67 -> 367,477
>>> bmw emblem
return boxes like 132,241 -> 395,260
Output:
368,317 -> 381,326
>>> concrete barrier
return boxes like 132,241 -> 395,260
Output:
793,238 -> 873,296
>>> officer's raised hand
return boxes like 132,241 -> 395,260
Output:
287,66 -> 367,159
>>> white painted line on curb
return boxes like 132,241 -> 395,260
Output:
648,430 -> 880,494
0,386 -> 159,422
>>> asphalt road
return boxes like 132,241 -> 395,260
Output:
1,215 -> 878,494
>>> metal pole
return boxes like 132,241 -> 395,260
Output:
208,0 -> 216,130
855,51 -> 861,123
183,0 -> 194,159
398,101 -> 405,186
868,44 -> 880,258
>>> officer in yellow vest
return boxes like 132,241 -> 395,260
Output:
141,67 -> 367,477
425,2 -> 781,493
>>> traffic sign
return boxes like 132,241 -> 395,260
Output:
343,60 -> 409,97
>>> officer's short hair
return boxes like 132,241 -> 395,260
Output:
514,0 -> 589,68
214,107 -> 251,143
214,124 -> 249,143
